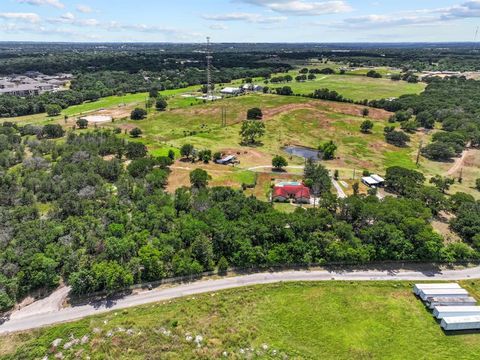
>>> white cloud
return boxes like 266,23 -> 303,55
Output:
16,0 -> 64,9
210,24 -> 229,30
61,12 -> 75,21
203,12 -> 287,23
76,4 -> 93,13
239,0 -> 352,16
0,12 -> 40,23
336,0 -> 480,29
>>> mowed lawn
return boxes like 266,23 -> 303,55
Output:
3,281 -> 480,359
278,75 -> 426,101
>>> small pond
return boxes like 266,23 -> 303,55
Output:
283,145 -> 320,159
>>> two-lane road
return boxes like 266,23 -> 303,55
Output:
2,266 -> 480,334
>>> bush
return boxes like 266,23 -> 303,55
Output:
76,118 -> 88,129
360,120 -> 373,133
247,107 -> 263,120
385,130 -> 410,147
217,256 -> 229,274
155,97 -> 168,111
45,104 -> 62,116
272,155 -> 288,170
131,108 -> 147,120
129,127 -> 143,138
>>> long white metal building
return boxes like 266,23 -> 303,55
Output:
419,288 -> 470,301
433,306 -> 480,319
413,283 -> 461,296
427,296 -> 477,309
441,316 -> 480,331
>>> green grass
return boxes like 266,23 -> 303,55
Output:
274,75 -> 425,101
3,281 -> 480,359
62,93 -> 148,117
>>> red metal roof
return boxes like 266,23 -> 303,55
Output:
273,184 -> 311,199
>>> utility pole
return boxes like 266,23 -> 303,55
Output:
416,140 -> 423,166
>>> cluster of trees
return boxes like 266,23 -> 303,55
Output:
179,144 -> 213,164
309,88 -> 353,103
370,78 -> 480,162
1,122 -> 479,311
384,126 -> 410,147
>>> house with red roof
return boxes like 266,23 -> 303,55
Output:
272,183 -> 311,204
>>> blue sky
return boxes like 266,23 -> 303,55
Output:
1,0 -> 480,42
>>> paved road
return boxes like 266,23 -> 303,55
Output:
2,266 -> 480,334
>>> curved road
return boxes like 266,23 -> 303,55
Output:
2,266 -> 480,334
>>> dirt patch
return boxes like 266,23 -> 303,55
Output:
262,103 -> 319,119
94,106 -> 132,120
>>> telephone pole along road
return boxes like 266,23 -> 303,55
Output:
2,266 -> 480,334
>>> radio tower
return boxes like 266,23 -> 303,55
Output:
206,37 -> 213,100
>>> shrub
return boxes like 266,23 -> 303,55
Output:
131,108 -> 147,120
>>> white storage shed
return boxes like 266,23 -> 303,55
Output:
427,296 -> 477,309
441,316 -> 480,331
413,283 -> 461,295
419,288 -> 469,301
433,306 -> 480,319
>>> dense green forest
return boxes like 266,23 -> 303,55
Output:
370,77 -> 480,160
0,124 -> 479,311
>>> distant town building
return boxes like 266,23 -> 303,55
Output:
0,72 -> 72,97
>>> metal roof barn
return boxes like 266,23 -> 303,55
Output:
441,316 -> 480,331
427,297 -> 477,309
419,288 -> 469,301
413,283 -> 461,295
433,306 -> 480,319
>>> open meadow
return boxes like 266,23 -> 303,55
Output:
2,281 -> 480,359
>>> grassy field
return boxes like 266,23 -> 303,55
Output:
2,281 -> 480,359
272,74 -> 425,101
106,94 -> 418,172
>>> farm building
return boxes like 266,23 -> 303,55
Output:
220,87 -> 242,95
361,174 -> 385,188
272,183 -> 311,204
242,84 -> 264,92
427,297 -> 477,309
441,316 -> 480,331
433,306 -> 480,319
419,288 -> 470,301
413,283 -> 461,296
215,155 -> 237,165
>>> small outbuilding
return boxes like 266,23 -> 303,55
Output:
433,306 -> 480,319
413,283 -> 461,296
362,174 -> 385,188
216,155 -> 236,165
441,316 -> 480,331
427,296 -> 477,309
220,87 -> 242,95
419,288 -> 470,301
